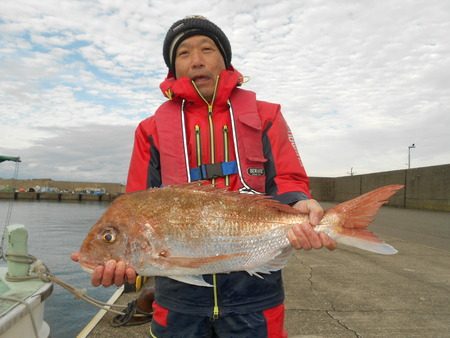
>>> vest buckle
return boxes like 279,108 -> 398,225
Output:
201,163 -> 223,179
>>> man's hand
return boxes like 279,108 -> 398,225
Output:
287,199 -> 336,251
71,252 -> 136,287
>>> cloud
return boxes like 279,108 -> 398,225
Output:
1,0 -> 449,181
0,124 -> 135,183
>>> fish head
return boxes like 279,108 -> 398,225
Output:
78,194 -> 151,273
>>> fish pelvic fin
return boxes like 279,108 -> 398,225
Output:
323,184 -> 403,255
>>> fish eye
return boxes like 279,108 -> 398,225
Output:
101,229 -> 116,243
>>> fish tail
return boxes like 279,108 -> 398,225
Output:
324,185 -> 404,255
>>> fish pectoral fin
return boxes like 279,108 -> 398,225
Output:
162,253 -> 242,269
246,271 -> 265,279
168,275 -> 213,287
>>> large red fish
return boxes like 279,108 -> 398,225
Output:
78,183 -> 403,287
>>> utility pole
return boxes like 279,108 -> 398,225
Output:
348,167 -> 356,176
408,143 -> 416,169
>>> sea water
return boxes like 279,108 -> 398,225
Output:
0,200 -> 116,338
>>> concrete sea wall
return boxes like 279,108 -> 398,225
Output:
310,164 -> 450,211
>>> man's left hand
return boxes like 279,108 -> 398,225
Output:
287,199 -> 336,251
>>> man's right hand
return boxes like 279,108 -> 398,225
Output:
71,252 -> 137,287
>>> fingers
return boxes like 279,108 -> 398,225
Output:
114,261 -> 126,286
102,260 -> 117,287
288,223 -> 322,250
287,228 -> 302,249
90,260 -> 136,287
308,200 -> 324,226
319,232 -> 337,251
292,199 -> 324,226
289,223 -> 337,251
290,199 -> 334,251
126,267 -> 137,284
91,265 -> 105,287
114,262 -> 137,286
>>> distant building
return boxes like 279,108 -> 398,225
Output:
0,178 -> 125,194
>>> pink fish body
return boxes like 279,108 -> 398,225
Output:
78,183 -> 403,287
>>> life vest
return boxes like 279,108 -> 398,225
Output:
154,88 -> 267,193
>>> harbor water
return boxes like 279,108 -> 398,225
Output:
0,200 -> 116,338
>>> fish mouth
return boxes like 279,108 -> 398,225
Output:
81,265 -> 94,274
79,261 -> 97,274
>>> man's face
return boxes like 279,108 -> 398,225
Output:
174,35 -> 226,101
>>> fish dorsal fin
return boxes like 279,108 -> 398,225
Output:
165,182 -> 302,215
167,275 -> 213,287
166,181 -> 215,189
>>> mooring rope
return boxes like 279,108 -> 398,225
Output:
4,253 -> 151,318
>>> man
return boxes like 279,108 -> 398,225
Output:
74,15 -> 335,337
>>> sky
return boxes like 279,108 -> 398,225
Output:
0,0 -> 449,184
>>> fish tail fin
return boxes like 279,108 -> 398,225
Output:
333,228 -> 398,255
325,184 -> 403,255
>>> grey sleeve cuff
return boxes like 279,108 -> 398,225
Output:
271,191 -> 309,205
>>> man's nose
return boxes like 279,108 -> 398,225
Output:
190,50 -> 205,68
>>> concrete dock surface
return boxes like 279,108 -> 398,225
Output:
85,205 -> 450,337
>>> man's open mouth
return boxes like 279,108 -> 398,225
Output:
192,75 -> 210,84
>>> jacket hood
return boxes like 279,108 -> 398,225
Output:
159,66 -> 245,107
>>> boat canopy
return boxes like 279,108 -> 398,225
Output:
0,156 -> 21,163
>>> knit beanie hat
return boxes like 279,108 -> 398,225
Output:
163,15 -> 232,76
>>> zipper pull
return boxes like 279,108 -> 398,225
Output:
213,306 -> 219,320
223,125 -> 229,187
212,274 -> 220,320
195,125 -> 202,167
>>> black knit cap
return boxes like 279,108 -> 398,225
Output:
163,15 -> 232,76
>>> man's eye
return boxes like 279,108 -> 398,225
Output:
178,50 -> 188,57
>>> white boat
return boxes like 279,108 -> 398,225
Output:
0,224 -> 53,338
1,156 -> 52,338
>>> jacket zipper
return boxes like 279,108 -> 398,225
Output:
191,76 -> 219,186
207,107 -> 216,186
191,76 -> 220,319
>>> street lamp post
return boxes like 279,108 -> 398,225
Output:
408,143 -> 415,169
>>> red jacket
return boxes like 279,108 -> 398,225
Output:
126,68 -> 311,203
125,68 -> 312,316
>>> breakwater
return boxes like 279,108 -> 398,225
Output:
310,164 -> 450,212
0,191 -> 120,202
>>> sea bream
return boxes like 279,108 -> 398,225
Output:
78,183 -> 403,287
